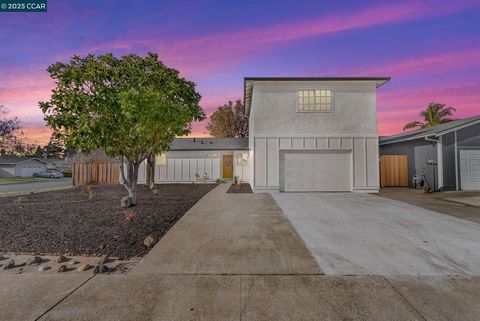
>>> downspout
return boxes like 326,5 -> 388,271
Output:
424,135 -> 442,191
454,130 -> 459,191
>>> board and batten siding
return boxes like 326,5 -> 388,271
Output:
136,150 -> 249,184
252,136 -> 379,191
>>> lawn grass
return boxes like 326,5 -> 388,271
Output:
0,185 -> 72,197
0,177 -> 51,185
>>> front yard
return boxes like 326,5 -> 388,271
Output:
0,177 -> 51,185
0,184 -> 216,259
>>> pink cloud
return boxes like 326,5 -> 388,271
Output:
357,48 -> 480,77
377,80 -> 480,135
88,1 -> 478,76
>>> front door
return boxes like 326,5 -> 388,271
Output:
222,155 -> 233,179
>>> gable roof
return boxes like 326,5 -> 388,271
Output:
169,137 -> 249,151
379,115 -> 480,145
244,77 -> 391,116
0,157 -> 50,165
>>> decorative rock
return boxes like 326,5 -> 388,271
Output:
38,265 -> 51,272
68,259 -> 78,266
26,256 -> 42,266
120,196 -> 131,208
57,265 -> 67,273
93,264 -> 108,274
98,255 -> 109,265
2,259 -> 15,270
57,255 -> 68,263
77,263 -> 91,272
143,235 -> 156,248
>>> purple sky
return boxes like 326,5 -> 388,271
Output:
1,0 -> 479,145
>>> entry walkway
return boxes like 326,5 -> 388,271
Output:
132,183 -> 320,274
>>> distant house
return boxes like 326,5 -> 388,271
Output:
136,137 -> 249,184
0,157 -> 50,178
379,116 -> 480,191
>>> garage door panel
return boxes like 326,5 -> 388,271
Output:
281,151 -> 351,192
460,149 -> 480,190
21,165 -> 44,177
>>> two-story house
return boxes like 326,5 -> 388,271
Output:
135,77 -> 389,192
245,77 -> 390,193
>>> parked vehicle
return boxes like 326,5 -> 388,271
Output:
33,170 -> 64,179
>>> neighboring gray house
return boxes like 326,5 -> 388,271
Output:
136,137 -> 249,184
0,157 -> 49,178
245,77 -> 390,192
379,116 -> 480,191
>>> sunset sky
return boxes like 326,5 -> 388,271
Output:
1,0 -> 479,146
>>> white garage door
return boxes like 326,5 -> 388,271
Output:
460,149 -> 480,190
280,151 -> 351,192
21,164 -> 44,177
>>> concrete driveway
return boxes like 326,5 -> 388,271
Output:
0,178 -> 71,194
270,192 -> 480,276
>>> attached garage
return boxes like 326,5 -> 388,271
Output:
19,164 -> 45,177
0,157 -> 49,178
279,150 -> 351,192
460,149 -> 480,190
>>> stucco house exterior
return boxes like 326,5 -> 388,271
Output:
0,157 -> 50,178
136,138 -> 249,183
379,116 -> 480,191
245,77 -> 390,192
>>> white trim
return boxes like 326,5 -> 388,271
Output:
296,88 -> 334,113
454,130 -> 459,191
254,134 -> 377,138
437,136 -> 443,190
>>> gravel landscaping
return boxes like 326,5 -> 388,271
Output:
0,184 -> 217,258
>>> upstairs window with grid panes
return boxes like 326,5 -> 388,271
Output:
297,89 -> 333,112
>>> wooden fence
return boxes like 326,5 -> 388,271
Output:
72,162 -> 120,186
380,155 -> 408,187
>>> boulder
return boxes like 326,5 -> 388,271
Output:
93,264 -> 108,274
143,235 -> 156,248
120,196 -> 131,208
57,265 -> 67,273
26,256 -> 42,266
77,263 -> 91,272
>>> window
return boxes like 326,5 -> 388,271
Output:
298,89 -> 333,112
236,153 -> 248,165
155,154 -> 166,165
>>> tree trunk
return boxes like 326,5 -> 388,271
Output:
120,155 -> 142,206
145,154 -> 156,189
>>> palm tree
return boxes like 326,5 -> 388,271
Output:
403,103 -> 456,130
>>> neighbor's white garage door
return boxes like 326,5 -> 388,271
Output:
280,151 -> 351,192
20,164 -> 44,177
460,149 -> 480,190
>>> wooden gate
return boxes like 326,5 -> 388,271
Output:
72,162 -> 119,186
380,155 -> 408,187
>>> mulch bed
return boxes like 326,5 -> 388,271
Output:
0,184 -> 216,259
227,183 -> 253,193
